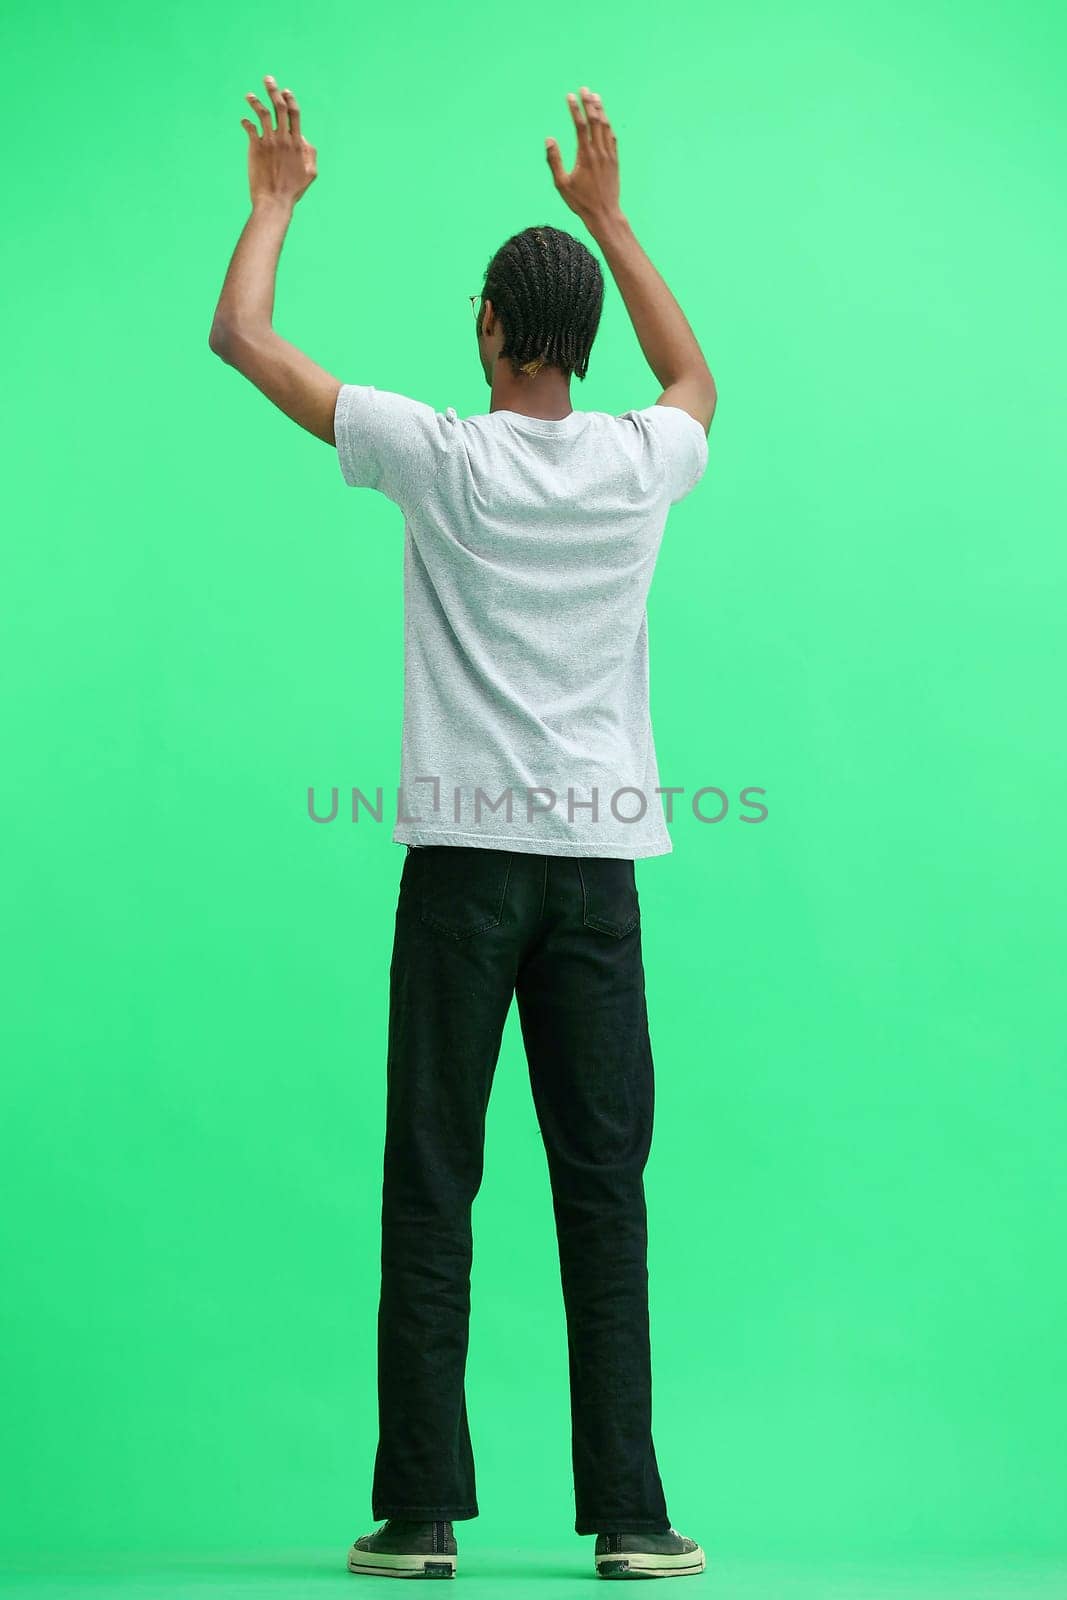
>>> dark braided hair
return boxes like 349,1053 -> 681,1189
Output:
481,224 -> 604,382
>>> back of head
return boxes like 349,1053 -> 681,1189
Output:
482,225 -> 604,381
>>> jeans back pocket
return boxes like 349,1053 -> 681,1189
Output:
577,857 -> 640,937
418,846 -> 514,940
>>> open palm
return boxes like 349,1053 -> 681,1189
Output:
241,74 -> 318,209
546,86 -> 621,224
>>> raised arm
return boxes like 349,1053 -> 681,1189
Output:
208,74 -> 342,447
546,87 -> 717,434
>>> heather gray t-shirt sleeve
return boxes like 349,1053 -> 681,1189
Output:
633,402 -> 709,504
333,383 -> 459,509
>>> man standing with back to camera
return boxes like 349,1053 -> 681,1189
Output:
210,75 -> 716,1581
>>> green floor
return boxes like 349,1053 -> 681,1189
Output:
1,1552 -> 1065,1599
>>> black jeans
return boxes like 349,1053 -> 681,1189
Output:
371,844 -> 672,1538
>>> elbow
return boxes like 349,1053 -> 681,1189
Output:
208,321 -> 233,360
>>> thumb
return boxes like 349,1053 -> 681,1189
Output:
545,136 -> 565,186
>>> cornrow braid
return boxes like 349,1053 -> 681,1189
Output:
481,224 -> 604,382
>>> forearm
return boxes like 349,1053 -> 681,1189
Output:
588,210 -> 713,390
209,197 -> 294,345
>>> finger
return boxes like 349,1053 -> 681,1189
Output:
588,88 -> 617,157
240,117 -> 258,141
545,135 -> 566,185
566,91 -> 589,150
282,87 -> 301,140
246,92 -> 272,135
591,88 -> 615,154
580,86 -> 606,155
263,74 -> 289,134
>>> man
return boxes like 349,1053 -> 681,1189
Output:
210,75 -> 716,1582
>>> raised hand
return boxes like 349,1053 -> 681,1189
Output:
545,86 -> 621,228
240,74 -> 318,210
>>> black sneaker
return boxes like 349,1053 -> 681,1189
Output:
595,1525 -> 705,1579
346,1518 -> 457,1578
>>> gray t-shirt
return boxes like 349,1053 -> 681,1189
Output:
334,385 -> 708,857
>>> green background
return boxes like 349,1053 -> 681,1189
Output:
4,0 -> 1066,1593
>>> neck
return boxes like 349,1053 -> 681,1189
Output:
489,362 -> 573,421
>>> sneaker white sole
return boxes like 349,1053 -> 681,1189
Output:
347,1544 -> 456,1578
596,1545 -> 706,1578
